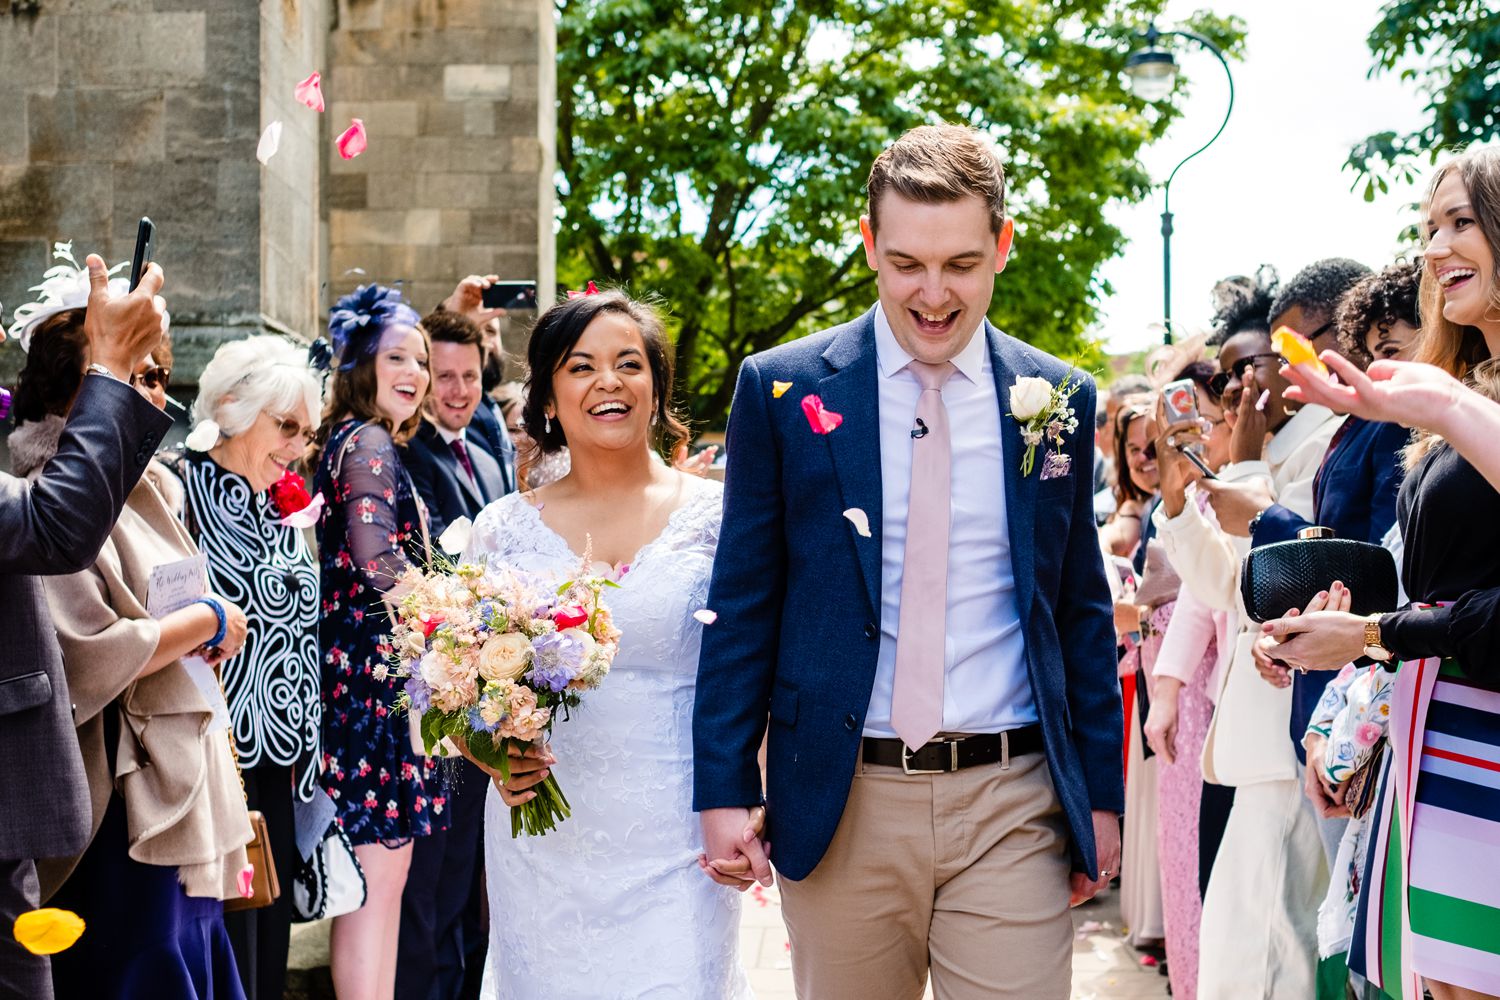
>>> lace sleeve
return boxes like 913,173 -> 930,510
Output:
338,425 -> 413,592
672,479 -> 723,555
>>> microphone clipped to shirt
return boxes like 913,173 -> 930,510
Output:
911,418 -> 929,440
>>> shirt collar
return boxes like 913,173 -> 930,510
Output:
433,423 -> 466,446
873,303 -> 988,385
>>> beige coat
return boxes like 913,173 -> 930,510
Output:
13,417 -> 252,901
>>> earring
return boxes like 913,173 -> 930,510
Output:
544,414 -> 552,434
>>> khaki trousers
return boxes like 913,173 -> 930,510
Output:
778,751 -> 1073,1000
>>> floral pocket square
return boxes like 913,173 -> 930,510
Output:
1039,451 -> 1072,481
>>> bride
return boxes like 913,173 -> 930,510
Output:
462,288 -> 755,999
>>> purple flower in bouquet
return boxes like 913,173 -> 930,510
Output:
529,630 -> 591,693
404,673 -> 432,713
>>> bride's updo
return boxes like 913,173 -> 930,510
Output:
521,288 -> 690,458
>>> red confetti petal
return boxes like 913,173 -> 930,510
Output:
800,394 -> 843,434
294,72 -> 325,112
336,118 -> 367,160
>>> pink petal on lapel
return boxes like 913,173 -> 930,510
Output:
693,609 -> 718,625
294,72 -> 325,112
336,119 -> 367,159
800,394 -> 843,434
842,508 -> 871,537
255,121 -> 283,165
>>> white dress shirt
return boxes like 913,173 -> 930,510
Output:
863,305 -> 1036,739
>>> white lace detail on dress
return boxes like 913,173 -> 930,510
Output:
470,479 -> 751,1000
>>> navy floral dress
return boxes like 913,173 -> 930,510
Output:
314,419 -> 447,846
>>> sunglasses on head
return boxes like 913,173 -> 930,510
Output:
1207,353 -> 1282,397
130,365 -> 171,391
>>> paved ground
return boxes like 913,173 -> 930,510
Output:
288,882 -> 1170,999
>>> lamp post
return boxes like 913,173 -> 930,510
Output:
1126,23 -> 1235,344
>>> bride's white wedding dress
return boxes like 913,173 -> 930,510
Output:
466,477 -> 752,1000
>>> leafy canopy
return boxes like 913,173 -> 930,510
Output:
557,0 -> 1245,426
1346,0 -> 1500,200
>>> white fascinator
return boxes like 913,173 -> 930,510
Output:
5,242 -> 133,352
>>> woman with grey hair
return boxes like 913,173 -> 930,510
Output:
175,334 -> 324,1000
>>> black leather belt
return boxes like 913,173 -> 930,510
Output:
861,725 -> 1044,774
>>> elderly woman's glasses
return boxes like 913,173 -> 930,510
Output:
272,415 -> 316,446
130,365 -> 171,391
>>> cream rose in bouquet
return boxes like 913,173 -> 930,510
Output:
387,556 -> 620,836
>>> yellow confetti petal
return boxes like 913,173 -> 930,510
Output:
1271,325 -> 1327,375
772,380 -> 792,399
842,507 -> 871,537
13,908 -> 85,956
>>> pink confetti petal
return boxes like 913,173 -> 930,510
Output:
1254,388 -> 1271,412
800,394 -> 843,434
336,119 -> 367,160
693,609 -> 718,625
276,492 -> 325,529
294,72 -> 324,112
255,121 -> 282,165
237,864 -> 255,898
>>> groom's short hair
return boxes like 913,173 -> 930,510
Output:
866,124 -> 1008,236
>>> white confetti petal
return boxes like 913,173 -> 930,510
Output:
842,507 -> 871,537
693,609 -> 718,625
255,120 -> 283,165
438,515 -> 473,555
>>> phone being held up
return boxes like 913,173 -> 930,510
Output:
128,216 -> 156,292
1161,377 -> 1216,480
481,280 -> 537,311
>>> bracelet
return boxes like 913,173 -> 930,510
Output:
194,597 -> 228,648
85,362 -> 123,382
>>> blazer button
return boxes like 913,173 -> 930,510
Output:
844,714 -> 857,731
863,622 -> 878,640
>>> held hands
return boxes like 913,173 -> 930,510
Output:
84,254 -> 166,378
1070,810 -> 1120,907
442,274 -> 507,326
698,806 -> 773,890
1301,733 -> 1351,819
1255,581 -> 1364,675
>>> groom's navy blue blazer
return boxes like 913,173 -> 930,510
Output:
693,308 -> 1124,882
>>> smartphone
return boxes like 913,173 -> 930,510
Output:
1162,378 -> 1200,424
1182,448 -> 1216,480
481,280 -> 537,310
128,216 -> 155,292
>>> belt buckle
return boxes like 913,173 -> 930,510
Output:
901,739 -> 958,775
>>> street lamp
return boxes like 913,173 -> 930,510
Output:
1126,23 -> 1235,344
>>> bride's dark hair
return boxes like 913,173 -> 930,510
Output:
521,289 -> 690,459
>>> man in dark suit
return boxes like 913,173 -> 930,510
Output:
0,257 -> 173,999
397,306 -> 510,1000
693,125 -> 1123,999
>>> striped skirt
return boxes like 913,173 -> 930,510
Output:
1350,657 -> 1500,997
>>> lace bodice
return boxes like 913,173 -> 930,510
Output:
468,477 -> 752,1000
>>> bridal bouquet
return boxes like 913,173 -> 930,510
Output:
386,556 -> 620,836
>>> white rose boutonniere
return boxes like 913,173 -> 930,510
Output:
1007,372 -> 1084,478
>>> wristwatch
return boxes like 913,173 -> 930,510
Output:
85,362 -> 123,382
1362,613 -> 1392,662
1247,507 -> 1268,537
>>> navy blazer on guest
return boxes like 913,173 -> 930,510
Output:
470,399 -> 517,497
1250,415 -> 1409,761
402,419 -> 510,540
692,308 -> 1123,882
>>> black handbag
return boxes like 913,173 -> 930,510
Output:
1239,530 -> 1399,623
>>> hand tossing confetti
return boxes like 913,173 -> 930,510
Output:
800,394 -> 843,434
693,609 -> 718,625
772,380 -> 792,398
842,508 -> 871,537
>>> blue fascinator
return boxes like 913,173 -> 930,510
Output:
327,283 -> 421,371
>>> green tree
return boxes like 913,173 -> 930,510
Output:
1346,0 -> 1500,200
557,0 -> 1245,427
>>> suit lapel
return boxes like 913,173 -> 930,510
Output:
987,323 -> 1040,622
467,440 -> 506,507
817,311 -> 883,619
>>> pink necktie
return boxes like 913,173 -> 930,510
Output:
890,360 -> 955,751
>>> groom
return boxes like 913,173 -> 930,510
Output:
694,124 -> 1123,998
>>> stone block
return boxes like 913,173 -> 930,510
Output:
439,210 -> 471,243
418,102 -> 466,137
336,0 -> 384,32
326,173 -> 369,210
329,208 -> 404,247
470,209 -> 538,243
0,17 -> 58,93
493,102 -> 538,138
0,90 -> 27,166
478,0 -> 547,28
487,173 -> 541,210
0,164 -> 114,243
331,64 -> 444,102
509,137 -> 544,173
405,208 -> 442,245
411,137 -> 507,174
57,12 -> 208,89
463,101 -> 496,137
443,65 -> 511,101
0,238 -> 49,314
28,90 -> 166,165
163,80 -> 260,161
366,173 -> 417,209
328,101 -> 420,137
410,172 -> 493,210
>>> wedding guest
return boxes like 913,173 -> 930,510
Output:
1096,374 -> 1151,520
1099,400 -> 1156,559
1153,267 -> 1339,999
175,335 -> 324,1000
398,307 -> 508,1000
11,306 -> 253,1000
435,275 -> 518,494
310,284 -> 443,1000
0,255 -> 173,1000
1261,147 -> 1500,1000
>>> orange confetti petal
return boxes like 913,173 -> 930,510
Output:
1272,325 -> 1327,375
772,380 -> 792,398
13,908 -> 85,956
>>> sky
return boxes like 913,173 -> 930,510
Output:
1093,0 -> 1432,354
